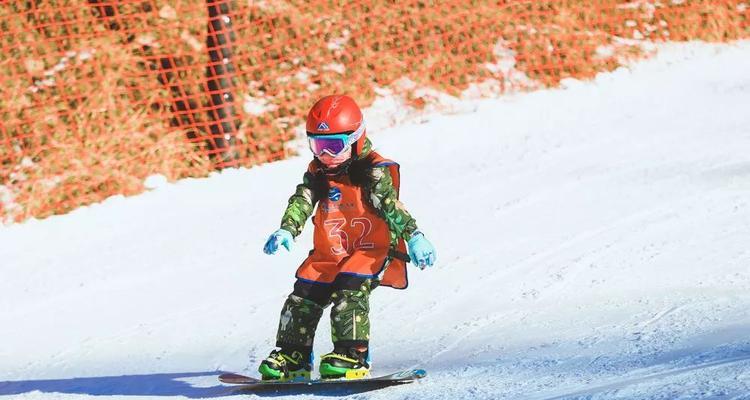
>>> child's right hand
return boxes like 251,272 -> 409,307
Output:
263,229 -> 294,255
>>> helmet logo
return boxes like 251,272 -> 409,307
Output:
328,187 -> 342,202
317,121 -> 330,131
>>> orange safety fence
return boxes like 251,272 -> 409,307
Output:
1,0 -> 748,223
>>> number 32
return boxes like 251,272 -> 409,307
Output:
325,217 -> 375,255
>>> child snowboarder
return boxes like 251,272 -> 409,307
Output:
259,95 -> 436,381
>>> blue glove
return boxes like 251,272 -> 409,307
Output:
263,229 -> 294,255
407,231 -> 436,269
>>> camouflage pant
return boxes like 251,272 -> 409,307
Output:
276,277 -> 373,350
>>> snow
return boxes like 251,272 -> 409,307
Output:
242,95 -> 277,115
2,41 -> 750,399
143,175 -> 169,190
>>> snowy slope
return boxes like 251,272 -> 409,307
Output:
2,41 -> 750,400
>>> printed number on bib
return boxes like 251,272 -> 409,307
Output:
325,217 -> 375,255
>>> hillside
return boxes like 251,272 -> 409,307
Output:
1,41 -> 750,399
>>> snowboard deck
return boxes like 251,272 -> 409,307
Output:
218,369 -> 426,394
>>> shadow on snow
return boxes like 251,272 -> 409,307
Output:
0,372 -> 230,398
0,371 -> 409,398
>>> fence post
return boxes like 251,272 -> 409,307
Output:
205,0 -> 240,168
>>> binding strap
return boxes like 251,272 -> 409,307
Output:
389,248 -> 410,263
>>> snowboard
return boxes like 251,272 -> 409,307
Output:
218,369 -> 426,394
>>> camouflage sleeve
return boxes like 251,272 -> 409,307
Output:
280,171 -> 319,237
366,166 -> 419,242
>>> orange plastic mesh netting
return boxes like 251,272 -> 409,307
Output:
1,0 -> 748,223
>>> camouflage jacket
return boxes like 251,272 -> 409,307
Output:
280,138 -> 418,247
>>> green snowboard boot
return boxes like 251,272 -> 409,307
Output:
319,346 -> 370,380
258,348 -> 312,382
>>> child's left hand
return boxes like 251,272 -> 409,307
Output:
407,232 -> 436,269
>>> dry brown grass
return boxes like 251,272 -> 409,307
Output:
1,0 -> 748,223
1,32 -> 212,221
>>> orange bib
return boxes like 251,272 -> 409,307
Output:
295,153 -> 409,289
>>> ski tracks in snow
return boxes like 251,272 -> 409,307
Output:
535,352 -> 750,400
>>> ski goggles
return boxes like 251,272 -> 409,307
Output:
307,121 -> 366,157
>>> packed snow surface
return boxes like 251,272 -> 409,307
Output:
2,41 -> 750,399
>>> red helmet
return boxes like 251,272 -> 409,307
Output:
306,95 -> 367,156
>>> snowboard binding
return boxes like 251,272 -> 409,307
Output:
258,348 -> 312,382
319,346 -> 371,380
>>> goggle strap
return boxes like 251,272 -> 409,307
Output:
348,119 -> 366,145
